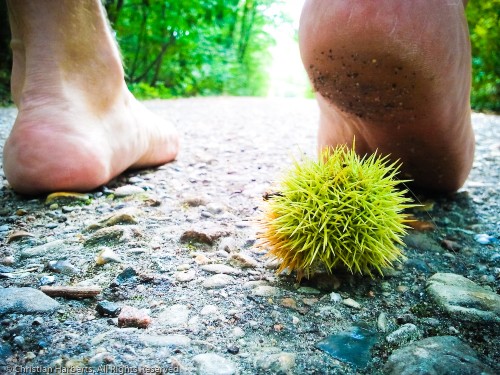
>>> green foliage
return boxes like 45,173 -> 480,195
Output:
258,146 -> 416,280
106,0 -> 281,98
466,0 -> 500,112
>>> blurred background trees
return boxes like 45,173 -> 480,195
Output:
0,0 -> 498,113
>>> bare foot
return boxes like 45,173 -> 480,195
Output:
3,0 -> 179,195
299,0 -> 475,191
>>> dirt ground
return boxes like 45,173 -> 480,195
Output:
0,97 -> 498,374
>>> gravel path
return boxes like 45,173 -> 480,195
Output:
0,97 -> 498,374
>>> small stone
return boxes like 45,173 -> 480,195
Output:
386,323 -> 421,346
192,353 -> 237,375
86,226 -> 126,247
254,349 -> 296,374
13,336 -> 25,347
227,345 -> 239,355
252,285 -> 279,297
175,269 -> 196,282
1,256 -> 15,266
426,272 -> 500,323
140,334 -> 191,348
0,287 -> 60,315
95,247 -> 122,265
231,327 -> 245,338
113,185 -> 145,197
20,240 -> 66,259
316,325 -> 379,368
96,301 -> 122,317
342,298 -> 362,309
302,298 -> 318,306
297,286 -> 321,295
88,352 -> 114,367
181,230 -> 213,245
384,336 -> 494,375
87,210 -> 138,230
330,292 -> 342,303
115,267 -> 138,284
474,233 -> 496,245
117,305 -> 151,329
228,253 -> 259,268
377,312 -> 388,332
157,304 -> 190,327
292,316 -> 300,325
201,264 -> 242,275
47,260 -> 80,275
202,274 -> 235,289
281,298 -> 297,309
39,275 -> 56,286
194,254 -> 211,265
200,304 -> 219,316
396,285 -> 408,293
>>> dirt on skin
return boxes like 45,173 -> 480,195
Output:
0,97 -> 498,374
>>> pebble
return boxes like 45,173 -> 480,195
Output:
426,272 -> 500,323
85,226 -> 126,247
180,230 -> 214,246
297,286 -> 321,295
254,348 -> 296,374
192,353 -> 238,375
140,334 -> 191,348
115,267 -> 138,284
13,336 -> 25,347
117,305 -> 151,329
47,260 -> 80,275
384,336 -> 494,375
157,304 -> 190,327
201,264 -> 242,275
231,327 -> 245,338
20,240 -> 66,259
377,312 -> 388,332
281,298 -> 297,309
113,185 -> 145,197
342,298 -> 362,309
200,304 -> 219,316
202,274 -> 235,289
385,323 -> 421,346
194,254 -> 211,265
175,269 -> 196,282
330,292 -> 342,303
228,252 -> 259,268
0,287 -> 60,315
95,247 -> 122,265
39,275 -> 56,286
474,233 -> 496,245
87,210 -> 138,230
96,301 -> 122,317
316,325 -> 379,368
252,285 -> 279,297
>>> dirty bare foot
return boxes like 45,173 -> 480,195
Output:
3,0 -> 179,195
299,0 -> 474,191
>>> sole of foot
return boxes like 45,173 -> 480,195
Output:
300,0 -> 475,192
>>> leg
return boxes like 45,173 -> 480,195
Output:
3,0 -> 179,195
299,0 -> 474,192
